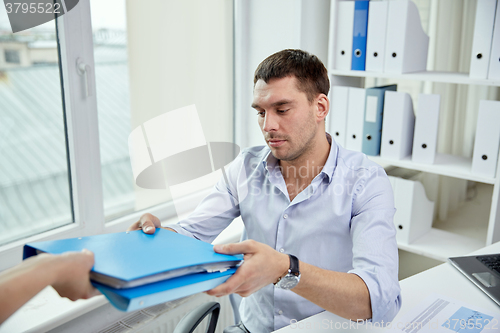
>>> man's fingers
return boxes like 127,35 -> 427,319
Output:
126,221 -> 142,232
206,271 -> 245,297
127,214 -> 161,233
140,221 -> 156,234
213,240 -> 255,255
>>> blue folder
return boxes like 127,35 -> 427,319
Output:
93,268 -> 237,311
24,229 -> 242,311
362,84 -> 397,156
351,1 -> 370,71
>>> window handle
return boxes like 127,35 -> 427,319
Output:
76,58 -> 94,97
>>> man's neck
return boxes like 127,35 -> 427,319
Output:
279,133 -> 331,189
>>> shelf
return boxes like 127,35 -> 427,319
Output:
330,69 -> 500,87
397,228 -> 485,262
368,154 -> 496,184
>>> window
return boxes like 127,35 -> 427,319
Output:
0,19 -> 72,247
0,0 -> 234,271
4,49 -> 20,63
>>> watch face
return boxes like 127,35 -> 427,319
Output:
277,274 -> 300,290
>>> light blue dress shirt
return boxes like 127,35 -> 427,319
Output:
170,136 -> 401,332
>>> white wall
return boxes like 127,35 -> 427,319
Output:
234,0 -> 331,148
126,0 -> 234,210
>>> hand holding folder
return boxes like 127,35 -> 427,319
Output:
206,240 -> 290,298
24,229 -> 243,311
0,250 -> 99,324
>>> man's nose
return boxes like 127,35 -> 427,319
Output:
262,112 -> 279,132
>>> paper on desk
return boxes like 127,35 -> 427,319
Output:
386,293 -> 499,333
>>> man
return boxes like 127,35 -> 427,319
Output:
129,49 -> 401,332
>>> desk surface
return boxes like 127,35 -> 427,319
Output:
275,242 -> 500,332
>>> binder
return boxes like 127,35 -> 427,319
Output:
361,84 -> 397,156
334,1 -> 355,71
365,1 -> 389,72
329,86 -> 349,147
345,87 -> 366,152
93,268 -> 237,312
488,1 -> 500,80
24,229 -> 243,311
384,0 -> 429,74
412,94 -> 441,164
470,0 -> 498,79
471,100 -> 500,178
380,91 -> 415,160
351,1 -> 370,71
388,174 -> 434,244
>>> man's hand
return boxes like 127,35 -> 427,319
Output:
206,240 -> 289,297
127,213 -> 163,234
49,250 -> 101,301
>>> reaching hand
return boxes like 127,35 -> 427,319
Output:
205,240 -> 289,297
50,250 -> 101,301
0,249 -> 100,324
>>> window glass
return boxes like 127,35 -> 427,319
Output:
0,15 -> 72,245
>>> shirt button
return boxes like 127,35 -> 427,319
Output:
283,214 -> 288,219
278,310 -> 283,315
279,248 -> 284,253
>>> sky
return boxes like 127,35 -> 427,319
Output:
0,0 -> 127,33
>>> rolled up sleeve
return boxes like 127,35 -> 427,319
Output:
347,168 -> 402,323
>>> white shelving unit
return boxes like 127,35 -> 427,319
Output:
369,154 -> 496,185
328,0 -> 500,261
330,69 -> 500,87
397,228 -> 485,262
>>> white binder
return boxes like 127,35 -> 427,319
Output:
412,94 -> 441,164
345,87 -> 366,152
380,91 -> 415,160
334,1 -> 355,71
329,86 -> 349,147
389,175 -> 434,245
365,1 -> 388,72
488,1 -> 500,80
384,0 -> 429,74
470,0 -> 497,79
472,100 -> 500,178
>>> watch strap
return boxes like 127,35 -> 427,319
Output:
274,254 -> 300,285
288,254 -> 299,276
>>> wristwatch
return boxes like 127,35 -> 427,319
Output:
274,254 -> 301,290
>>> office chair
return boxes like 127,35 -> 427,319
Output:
173,301 -> 220,333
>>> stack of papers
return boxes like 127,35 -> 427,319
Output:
24,229 -> 242,311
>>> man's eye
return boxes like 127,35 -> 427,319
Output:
277,109 -> 289,114
257,111 -> 265,117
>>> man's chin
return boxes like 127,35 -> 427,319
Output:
270,149 -> 291,161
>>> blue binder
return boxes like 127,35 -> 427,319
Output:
362,84 -> 397,156
24,229 -> 242,311
351,1 -> 370,71
93,268 -> 237,311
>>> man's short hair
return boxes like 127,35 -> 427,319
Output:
253,49 -> 330,102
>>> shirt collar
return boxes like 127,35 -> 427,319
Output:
321,133 -> 338,184
261,132 -> 338,184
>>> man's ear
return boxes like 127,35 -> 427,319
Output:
316,94 -> 329,122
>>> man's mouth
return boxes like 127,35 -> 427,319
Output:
268,139 -> 286,147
